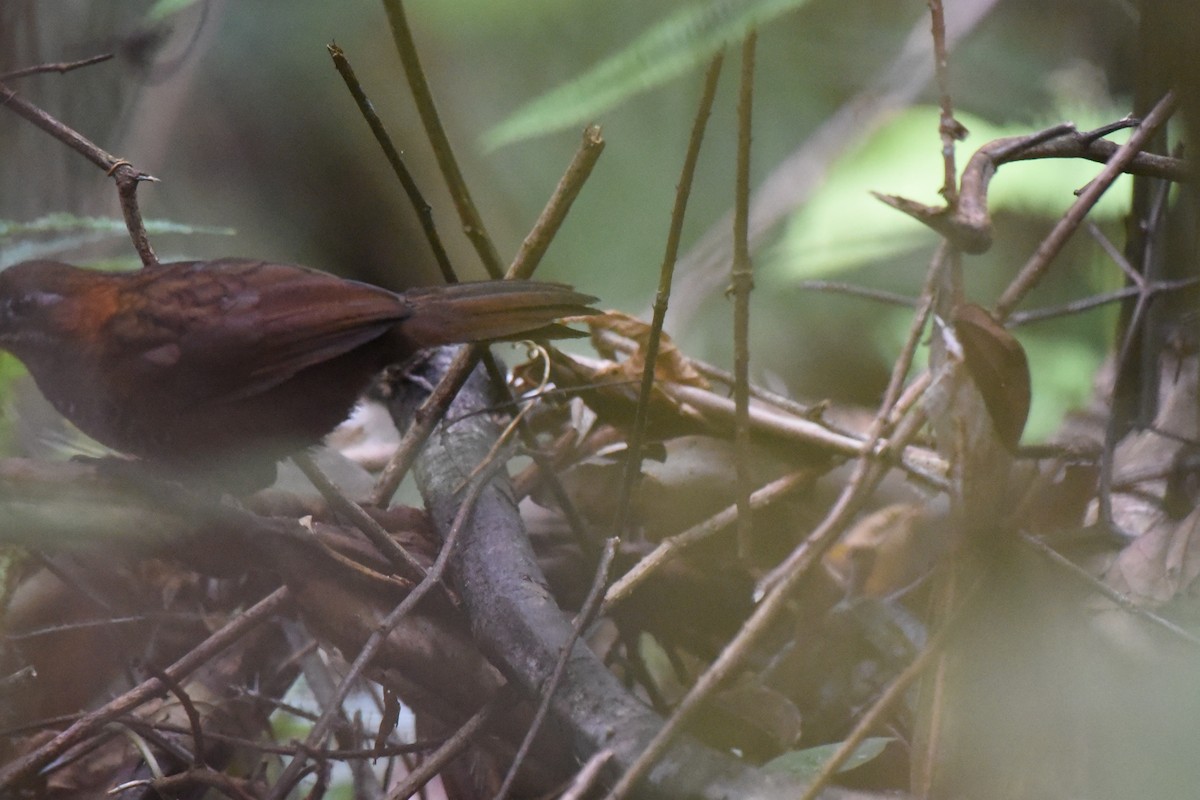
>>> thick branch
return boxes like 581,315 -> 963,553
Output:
387,348 -> 841,799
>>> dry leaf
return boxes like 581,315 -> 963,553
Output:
953,303 -> 1031,451
1105,506 -> 1200,606
589,310 -> 709,388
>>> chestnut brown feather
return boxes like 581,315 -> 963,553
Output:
0,258 -> 597,487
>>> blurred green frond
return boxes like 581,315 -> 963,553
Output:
483,0 -> 813,149
0,214 -> 235,267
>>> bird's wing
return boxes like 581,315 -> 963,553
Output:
113,259 -> 409,405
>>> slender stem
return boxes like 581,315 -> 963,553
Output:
732,33 -> 757,561
328,42 -> 458,284
1021,534 -> 1200,646
0,80 -> 159,266
266,462 -> 504,800
611,53 -> 724,539
603,470 -> 813,614
994,91 -> 1178,319
293,452 -> 427,580
506,125 -> 605,280
0,588 -> 291,791
381,0 -> 505,278
928,0 -> 959,203
371,345 -> 482,508
604,34 -> 762,800
1,52 -> 113,81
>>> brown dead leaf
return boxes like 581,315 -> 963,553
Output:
953,303 -> 1031,451
589,310 -> 709,389
1105,506 -> 1200,606
536,349 -> 712,438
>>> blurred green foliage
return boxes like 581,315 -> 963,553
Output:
0,354 -> 25,455
0,0 -> 1142,449
484,0 -> 815,149
0,214 -> 234,267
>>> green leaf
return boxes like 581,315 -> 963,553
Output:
483,0 -> 813,149
763,737 -> 891,778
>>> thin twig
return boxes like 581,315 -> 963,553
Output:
328,42 -> 458,284
1010,278 -> 1199,326
601,243 -> 949,800
1019,533 -> 1200,647
371,346 -> 484,506
795,280 -> 919,308
381,0 -> 504,278
266,460 -> 506,800
293,452 -> 427,580
142,664 -> 207,768
0,588 -> 291,791
877,247 -> 944,424
560,750 -> 615,800
663,381 -> 947,486
383,695 -> 508,800
732,33 -> 757,560
928,0 -> 961,203
994,91 -> 1178,319
603,470 -> 814,614
127,718 -> 440,759
507,124 -> 606,280
0,80 -> 160,266
0,52 -> 114,80
591,327 -> 824,421
797,578 -> 973,800
492,538 -> 617,800
761,244 -> 946,599
612,53 -> 723,540
116,173 -> 160,267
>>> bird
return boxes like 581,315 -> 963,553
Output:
0,257 -> 596,489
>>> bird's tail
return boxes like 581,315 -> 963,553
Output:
399,280 -> 597,347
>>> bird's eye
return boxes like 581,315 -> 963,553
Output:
5,295 -> 33,318
2,291 -> 61,321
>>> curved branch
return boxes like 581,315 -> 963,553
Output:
391,348 -> 843,799
875,113 -> 1189,255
